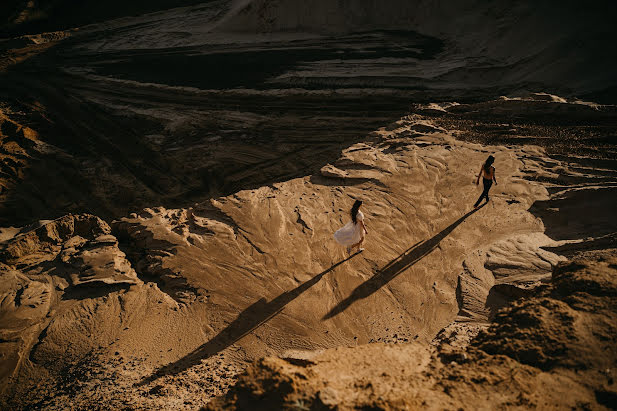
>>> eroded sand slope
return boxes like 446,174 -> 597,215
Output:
2,96 -> 615,409
209,253 -> 617,410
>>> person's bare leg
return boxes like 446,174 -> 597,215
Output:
351,237 -> 365,253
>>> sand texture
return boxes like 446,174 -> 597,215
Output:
1,1 -> 617,408
209,253 -> 617,410
1,96 -> 616,409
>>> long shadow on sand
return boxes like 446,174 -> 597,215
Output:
138,252 -> 360,385
322,205 -> 483,320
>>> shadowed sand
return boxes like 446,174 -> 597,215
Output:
2,87 -> 616,408
323,206 -> 482,320
1,0 -> 617,408
139,252 -> 361,385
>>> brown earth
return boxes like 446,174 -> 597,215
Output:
1,2 -> 617,409
208,252 -> 617,410
1,96 -> 616,409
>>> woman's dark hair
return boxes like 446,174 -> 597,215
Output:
351,200 -> 363,224
483,155 -> 495,173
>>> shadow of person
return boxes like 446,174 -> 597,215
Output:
138,252 -> 360,386
322,205 -> 484,320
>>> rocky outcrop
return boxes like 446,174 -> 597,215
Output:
0,214 -> 144,401
1,214 -> 139,286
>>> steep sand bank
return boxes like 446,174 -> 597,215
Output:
2,1 -> 616,229
0,0 -> 214,38
1,96 -> 615,409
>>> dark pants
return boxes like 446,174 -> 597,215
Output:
474,178 -> 493,207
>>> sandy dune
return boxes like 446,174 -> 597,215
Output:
1,1 -> 617,409
209,253 -> 617,410
1,1 -> 616,227
2,95 -> 616,408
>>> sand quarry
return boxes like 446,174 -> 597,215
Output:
1,1 -> 617,409
2,96 -> 616,409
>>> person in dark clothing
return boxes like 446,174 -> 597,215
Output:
474,155 -> 497,208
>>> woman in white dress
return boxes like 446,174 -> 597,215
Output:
334,199 -> 368,255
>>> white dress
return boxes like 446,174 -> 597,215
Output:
333,211 -> 365,246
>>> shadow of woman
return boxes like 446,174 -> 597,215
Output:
138,252 -> 360,385
322,205 -> 483,320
